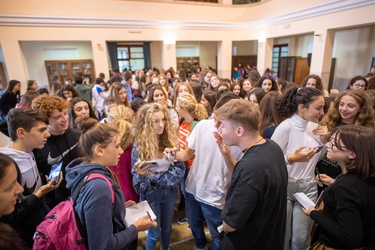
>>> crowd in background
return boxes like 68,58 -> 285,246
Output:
0,63 -> 375,250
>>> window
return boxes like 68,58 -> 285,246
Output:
117,45 -> 145,71
233,0 -> 260,4
272,45 -> 288,76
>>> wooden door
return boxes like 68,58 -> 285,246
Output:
279,57 -> 296,82
294,57 -> 310,84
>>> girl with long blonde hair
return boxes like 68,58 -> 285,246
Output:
132,103 -> 185,250
107,105 -> 139,202
148,84 -> 178,129
108,82 -> 130,108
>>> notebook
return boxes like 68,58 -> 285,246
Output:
293,191 -> 324,210
124,200 -> 157,227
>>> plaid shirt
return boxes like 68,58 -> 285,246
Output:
131,144 -> 185,204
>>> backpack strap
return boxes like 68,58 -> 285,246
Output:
71,173 -> 116,249
86,173 -> 115,204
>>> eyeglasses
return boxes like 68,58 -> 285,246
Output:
353,83 -> 366,89
327,137 -> 347,150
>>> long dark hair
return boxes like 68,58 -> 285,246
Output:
69,97 -> 98,129
6,80 -> 20,96
278,86 -> 323,118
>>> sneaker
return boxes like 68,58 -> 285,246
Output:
178,216 -> 188,225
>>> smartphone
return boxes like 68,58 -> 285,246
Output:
167,152 -> 175,165
315,146 -> 324,153
48,162 -> 62,185
142,161 -> 159,169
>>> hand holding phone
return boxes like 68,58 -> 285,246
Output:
167,152 -> 175,165
48,162 -> 63,185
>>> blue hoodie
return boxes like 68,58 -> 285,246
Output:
65,159 -> 137,250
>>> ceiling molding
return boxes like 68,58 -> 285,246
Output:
0,0 -> 374,30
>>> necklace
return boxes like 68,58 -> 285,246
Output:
242,137 -> 264,155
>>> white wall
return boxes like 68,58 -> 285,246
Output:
150,41 -> 163,70
232,41 -> 257,55
332,25 -> 375,91
20,41 -> 93,89
199,41 -> 218,70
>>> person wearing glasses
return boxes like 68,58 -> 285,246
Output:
346,75 -> 368,90
302,125 -> 375,249
316,89 -> 375,187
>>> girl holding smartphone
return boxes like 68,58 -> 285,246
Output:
271,87 -> 325,250
132,103 -> 185,250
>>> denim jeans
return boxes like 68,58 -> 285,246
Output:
185,192 -> 223,250
146,188 -> 176,250
180,168 -> 190,198
284,176 -> 318,250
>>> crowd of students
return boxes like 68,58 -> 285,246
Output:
0,65 -> 375,250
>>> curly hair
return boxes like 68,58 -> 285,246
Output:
301,74 -> 323,91
108,82 -> 130,107
321,90 -> 375,131
31,94 -> 69,117
61,84 -> 80,99
176,94 -> 208,121
277,86 -> 323,118
108,105 -> 134,149
255,75 -> 278,92
135,103 -> 177,161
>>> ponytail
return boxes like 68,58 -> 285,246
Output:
278,86 -> 322,118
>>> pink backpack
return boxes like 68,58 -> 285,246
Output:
33,173 -> 115,250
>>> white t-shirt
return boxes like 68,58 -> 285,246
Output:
271,113 -> 323,179
92,84 -> 108,112
0,147 -> 42,199
185,119 -> 243,210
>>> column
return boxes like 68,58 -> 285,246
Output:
310,29 -> 335,90
257,38 -> 274,76
0,39 -> 29,93
217,39 -> 232,79
162,42 -> 176,71
91,40 -> 110,79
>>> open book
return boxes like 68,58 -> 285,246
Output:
124,200 -> 157,227
293,191 -> 324,209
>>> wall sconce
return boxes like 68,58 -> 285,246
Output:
96,43 -> 104,51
